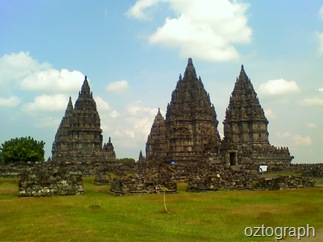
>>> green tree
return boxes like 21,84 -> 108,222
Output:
117,158 -> 136,164
0,136 -> 45,164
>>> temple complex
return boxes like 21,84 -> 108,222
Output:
52,59 -> 292,167
52,77 -> 116,163
145,59 -> 293,166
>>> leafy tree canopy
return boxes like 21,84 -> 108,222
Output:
0,136 -> 45,164
117,158 -> 136,164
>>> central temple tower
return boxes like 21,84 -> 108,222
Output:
146,58 -> 221,163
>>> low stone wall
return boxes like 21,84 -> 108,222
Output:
110,176 -> 177,196
18,163 -> 84,197
0,164 -> 26,178
93,163 -> 137,185
291,163 -> 323,177
256,176 -> 315,190
187,167 -> 258,192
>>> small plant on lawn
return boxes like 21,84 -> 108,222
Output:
161,187 -> 169,213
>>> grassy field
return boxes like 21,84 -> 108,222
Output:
0,177 -> 322,242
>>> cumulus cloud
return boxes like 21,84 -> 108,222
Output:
319,5 -> 323,21
110,110 -> 120,118
277,132 -> 312,146
22,94 -> 70,115
20,69 -> 84,93
317,6 -> 323,55
126,0 -> 159,20
0,52 -> 50,84
117,101 -> 157,144
306,123 -> 317,129
0,96 -> 22,107
127,0 -> 252,61
264,108 -> 276,119
0,51 -> 84,94
259,79 -> 300,96
317,32 -> 323,55
301,97 -> 323,106
126,100 -> 157,116
34,117 -> 62,128
95,96 -> 111,112
106,80 -> 128,93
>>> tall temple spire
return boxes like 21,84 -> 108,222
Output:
162,58 -> 220,162
75,76 -> 96,110
222,65 -> 293,166
146,108 -> 166,161
79,76 -> 91,97
223,65 -> 269,145
53,75 -> 116,163
66,96 -> 73,114
184,57 -> 197,80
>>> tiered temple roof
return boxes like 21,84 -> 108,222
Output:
221,66 -> 293,165
146,58 -> 221,163
52,77 -> 116,163
146,108 -> 167,161
223,65 -> 269,145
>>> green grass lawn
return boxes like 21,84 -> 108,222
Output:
0,177 -> 322,242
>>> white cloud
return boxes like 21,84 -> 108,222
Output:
319,5 -> 323,21
126,100 -> 157,117
23,94 -> 69,115
110,110 -> 120,118
277,132 -> 312,146
126,0 -> 160,20
95,96 -> 111,112
306,123 -> 317,129
264,108 -> 276,119
0,96 -> 21,107
259,79 -> 300,96
301,97 -> 323,106
316,32 -> 323,55
292,135 -> 312,146
319,88 -> 323,92
128,0 -> 252,61
0,52 -> 84,94
35,117 -> 61,128
111,101 -> 158,146
317,6 -> 323,55
106,80 -> 129,93
20,68 -> 84,93
0,52 -> 50,89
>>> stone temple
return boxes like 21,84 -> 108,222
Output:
221,65 -> 293,166
146,58 -> 221,163
145,58 -> 293,166
52,59 -> 293,167
52,77 -> 116,163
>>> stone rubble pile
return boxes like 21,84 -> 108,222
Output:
17,163 -> 84,197
110,176 -> 177,196
187,166 -> 258,192
256,176 -> 315,190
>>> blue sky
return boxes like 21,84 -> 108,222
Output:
0,0 -> 322,163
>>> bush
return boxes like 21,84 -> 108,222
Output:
0,136 -> 45,164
